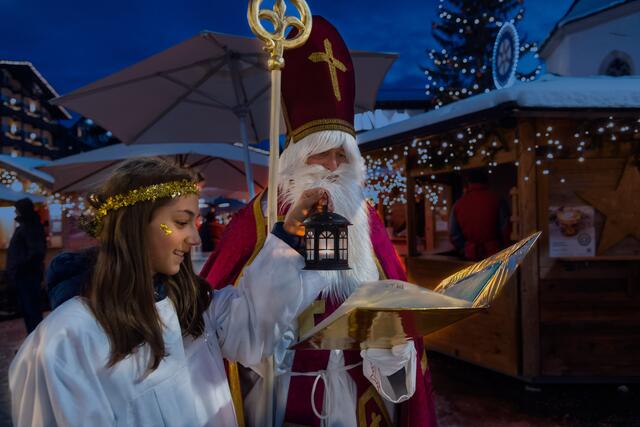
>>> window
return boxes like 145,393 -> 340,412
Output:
306,230 -> 315,261
599,51 -> 634,77
605,58 -> 631,77
318,230 -> 334,260
339,230 -> 348,261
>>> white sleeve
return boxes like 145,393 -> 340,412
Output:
361,342 -> 417,403
211,234 -> 327,366
10,333 -> 115,427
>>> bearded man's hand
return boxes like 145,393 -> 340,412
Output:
283,188 -> 334,236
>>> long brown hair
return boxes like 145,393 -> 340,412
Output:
83,158 -> 210,370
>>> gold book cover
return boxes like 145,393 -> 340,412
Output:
293,232 -> 540,350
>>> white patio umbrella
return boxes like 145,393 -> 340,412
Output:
51,31 -> 397,198
37,143 -> 269,196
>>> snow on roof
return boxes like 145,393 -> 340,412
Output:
357,75 -> 640,145
558,0 -> 629,27
0,186 -> 47,203
539,0 -> 633,57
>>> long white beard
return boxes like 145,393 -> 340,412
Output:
279,141 -> 379,303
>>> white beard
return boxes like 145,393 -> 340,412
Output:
278,131 -> 379,303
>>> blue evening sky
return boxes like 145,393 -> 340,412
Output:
1,0 -> 573,100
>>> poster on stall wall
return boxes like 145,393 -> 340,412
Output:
548,205 -> 595,257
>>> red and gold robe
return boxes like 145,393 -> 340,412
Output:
200,191 -> 437,427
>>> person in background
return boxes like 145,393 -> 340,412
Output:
6,198 -> 47,333
449,169 -> 511,261
209,210 -> 225,249
199,209 -> 216,252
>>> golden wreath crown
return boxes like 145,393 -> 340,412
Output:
82,179 -> 200,237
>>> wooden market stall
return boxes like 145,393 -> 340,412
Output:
359,75 -> 640,382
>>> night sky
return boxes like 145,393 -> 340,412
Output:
2,0 -> 573,101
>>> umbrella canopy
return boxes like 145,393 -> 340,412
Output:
38,143 -> 269,195
52,31 -> 396,144
51,31 -> 396,196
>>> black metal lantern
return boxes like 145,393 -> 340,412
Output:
303,204 -> 351,270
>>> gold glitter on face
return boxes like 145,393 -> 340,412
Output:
160,223 -> 172,236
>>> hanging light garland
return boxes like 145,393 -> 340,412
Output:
0,167 -> 86,219
365,116 -> 640,206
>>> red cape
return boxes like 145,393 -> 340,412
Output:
200,191 -> 437,427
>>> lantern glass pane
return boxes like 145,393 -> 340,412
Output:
319,231 -> 334,260
306,231 -> 314,251
339,230 -> 347,260
306,230 -> 315,261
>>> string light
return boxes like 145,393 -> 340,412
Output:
364,116 -> 640,206
424,1 -> 542,108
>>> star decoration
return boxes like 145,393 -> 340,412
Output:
577,161 -> 640,254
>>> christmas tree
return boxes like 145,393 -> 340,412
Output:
423,0 -> 541,109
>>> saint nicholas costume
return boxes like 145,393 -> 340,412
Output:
200,16 -> 438,427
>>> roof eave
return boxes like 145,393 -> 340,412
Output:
359,104 -> 640,152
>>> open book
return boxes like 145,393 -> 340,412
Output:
293,232 -> 540,350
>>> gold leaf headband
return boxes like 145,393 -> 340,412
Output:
83,179 -> 199,237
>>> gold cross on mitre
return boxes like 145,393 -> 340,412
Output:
308,38 -> 347,101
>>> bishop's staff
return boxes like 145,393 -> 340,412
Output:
247,2 -> 312,425
248,0 -> 313,230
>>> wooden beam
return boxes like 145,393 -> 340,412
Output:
517,119 -> 541,379
409,149 -> 517,178
424,199 -> 435,252
405,156 -> 418,256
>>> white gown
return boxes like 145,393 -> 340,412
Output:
240,200 -> 417,427
9,235 -> 328,427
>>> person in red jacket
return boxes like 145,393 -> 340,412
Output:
449,169 -> 511,260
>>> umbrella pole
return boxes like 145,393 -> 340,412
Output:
230,56 -> 256,199
238,116 -> 256,199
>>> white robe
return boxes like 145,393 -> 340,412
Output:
241,220 -> 416,427
243,321 -> 417,427
9,235 -> 328,427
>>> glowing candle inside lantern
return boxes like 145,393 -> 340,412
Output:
319,249 -> 332,259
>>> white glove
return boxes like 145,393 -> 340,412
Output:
360,341 -> 416,403
361,342 -> 415,376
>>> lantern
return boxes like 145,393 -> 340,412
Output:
303,205 -> 351,270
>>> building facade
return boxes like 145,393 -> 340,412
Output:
539,0 -> 640,77
0,61 -> 72,159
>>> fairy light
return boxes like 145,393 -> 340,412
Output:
424,0 -> 541,108
364,116 -> 639,206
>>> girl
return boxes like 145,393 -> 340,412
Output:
10,158 -> 329,427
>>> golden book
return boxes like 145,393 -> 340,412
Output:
293,232 -> 540,350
